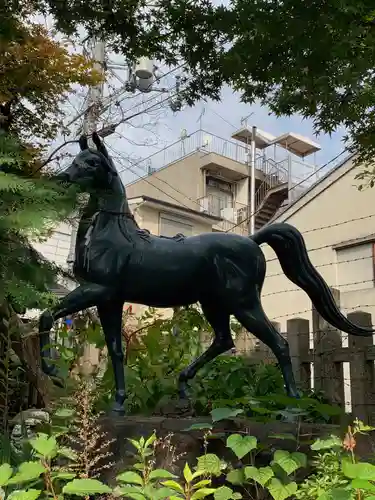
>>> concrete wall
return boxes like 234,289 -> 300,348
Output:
134,205 -> 213,237
126,153 -> 205,211
261,156 -> 375,331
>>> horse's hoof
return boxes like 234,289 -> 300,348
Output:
111,402 -> 125,417
179,388 -> 189,401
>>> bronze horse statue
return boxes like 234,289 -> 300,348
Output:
39,132 -> 374,414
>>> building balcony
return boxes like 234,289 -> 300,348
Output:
132,129 -> 266,181
198,194 -> 248,220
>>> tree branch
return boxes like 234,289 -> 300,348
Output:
38,139 -> 78,172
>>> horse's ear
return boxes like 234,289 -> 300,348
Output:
92,131 -> 109,158
92,131 -> 118,176
79,135 -> 88,151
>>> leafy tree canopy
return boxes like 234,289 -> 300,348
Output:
0,19 -> 102,143
0,14 -> 100,308
19,0 -> 375,164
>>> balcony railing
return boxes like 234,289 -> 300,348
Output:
198,194 -> 248,223
132,129 -> 249,175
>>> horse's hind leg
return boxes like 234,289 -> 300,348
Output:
178,303 -> 234,399
97,300 -> 125,416
233,296 -> 299,399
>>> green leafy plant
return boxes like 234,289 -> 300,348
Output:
191,357 -> 285,416
114,433 -> 220,499
4,418 -> 375,499
94,306 -> 208,415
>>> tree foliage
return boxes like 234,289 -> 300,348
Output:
0,19 -> 102,142
19,0 -> 375,165
0,13 -> 100,307
0,133 -> 79,308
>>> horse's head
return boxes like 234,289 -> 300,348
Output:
56,132 -> 118,191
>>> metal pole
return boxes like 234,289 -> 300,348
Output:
287,153 -> 293,203
83,39 -> 105,146
249,125 -> 257,235
67,38 -> 106,270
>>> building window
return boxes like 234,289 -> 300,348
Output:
336,242 -> 374,292
206,176 -> 234,217
159,214 -> 193,237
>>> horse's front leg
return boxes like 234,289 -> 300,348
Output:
39,282 -> 113,381
97,301 -> 126,416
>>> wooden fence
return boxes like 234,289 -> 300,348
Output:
235,288 -> 375,425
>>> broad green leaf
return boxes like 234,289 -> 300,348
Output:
54,408 -> 75,418
112,485 -> 145,499
352,478 -> 375,491
311,436 -> 342,451
29,434 -> 57,459
7,462 -> 45,485
58,447 -> 78,461
226,469 -> 245,485
62,478 -> 112,496
128,438 -> 142,451
51,472 -> 76,481
214,485 -> 242,499
149,469 -> 176,480
161,480 -> 184,493
191,488 -> 217,499
315,404 -> 342,416
272,450 -> 307,475
226,434 -> 257,459
183,423 -> 213,432
330,489 -> 353,500
193,480 -> 211,489
266,478 -> 298,500
116,471 -> 144,485
183,463 -> 193,483
210,408 -> 243,423
145,434 -> 157,448
197,453 -> 222,476
268,433 -> 296,442
0,463 -> 12,486
192,470 -> 207,480
317,494 -> 330,500
154,487 -> 180,499
244,466 -> 274,486
342,458 -> 375,480
7,490 -> 42,500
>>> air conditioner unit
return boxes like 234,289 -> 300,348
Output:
220,207 -> 236,222
199,197 -> 209,213
236,207 -> 248,223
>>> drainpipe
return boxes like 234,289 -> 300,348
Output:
249,126 -> 257,235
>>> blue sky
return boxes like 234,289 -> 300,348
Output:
39,18 -> 348,188
104,83 -> 347,186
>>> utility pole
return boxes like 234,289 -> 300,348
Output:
249,125 -> 257,235
67,37 -> 106,271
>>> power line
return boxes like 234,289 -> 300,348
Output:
263,275 -> 375,298
270,301 -> 375,322
106,143 -> 201,212
267,215 -> 375,263
206,107 -> 238,130
268,253 -> 375,279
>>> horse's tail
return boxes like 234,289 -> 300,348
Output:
251,222 -> 374,337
